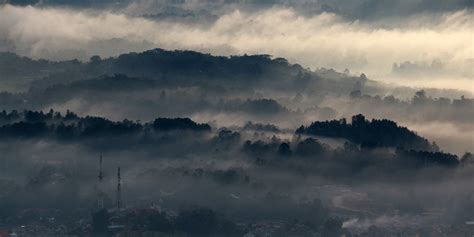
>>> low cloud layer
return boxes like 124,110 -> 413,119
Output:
0,4 -> 472,79
6,0 -> 474,20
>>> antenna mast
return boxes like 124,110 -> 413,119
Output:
116,166 -> 122,212
97,155 -> 104,209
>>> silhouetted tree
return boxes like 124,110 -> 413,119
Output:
278,142 -> 292,157
153,118 -> 211,132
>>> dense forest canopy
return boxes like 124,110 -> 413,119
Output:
0,109 -> 211,139
0,109 -> 463,171
296,114 -> 437,151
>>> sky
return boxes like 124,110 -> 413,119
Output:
0,0 -> 472,89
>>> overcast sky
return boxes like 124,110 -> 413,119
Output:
0,0 -> 472,82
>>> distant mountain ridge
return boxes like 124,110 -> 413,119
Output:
0,48 -> 363,93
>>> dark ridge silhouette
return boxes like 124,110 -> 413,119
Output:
152,118 -> 211,132
112,49 -> 293,81
0,52 -> 81,79
0,121 -> 49,138
295,114 -> 437,151
398,149 -> 459,167
0,109 -> 210,140
1,48 -> 360,93
243,121 -> 280,133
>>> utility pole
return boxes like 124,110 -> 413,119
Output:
97,155 -> 104,209
116,166 -> 121,212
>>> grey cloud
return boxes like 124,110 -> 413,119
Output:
5,0 -> 474,18
0,4 -> 472,79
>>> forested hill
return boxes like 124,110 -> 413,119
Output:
0,109 -> 463,169
1,49 -> 365,93
110,49 -> 301,82
296,114 -> 437,151
0,52 -> 81,79
0,110 -> 445,153
0,109 -> 211,140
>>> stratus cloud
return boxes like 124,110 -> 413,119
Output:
0,4 -> 472,77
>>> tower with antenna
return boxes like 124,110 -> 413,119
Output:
97,155 -> 104,210
116,166 -> 122,212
